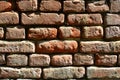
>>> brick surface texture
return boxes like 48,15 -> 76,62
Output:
0,0 -> 119,79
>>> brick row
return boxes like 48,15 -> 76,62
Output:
1,26 -> 120,40
1,53 -> 119,67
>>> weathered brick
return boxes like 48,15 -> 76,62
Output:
87,67 -> 120,78
51,55 -> 72,66
28,28 -> 57,40
17,0 -> 37,11
59,26 -> 80,39
20,68 -> 41,78
0,41 -> 35,53
29,54 -> 50,66
95,54 -> 117,66
0,1 -> 12,12
106,14 -> 120,25
87,1 -> 109,12
110,0 -> 120,12
7,54 -> 28,66
6,27 -> 25,39
118,55 -> 120,65
0,12 -> 19,24
68,14 -> 103,25
63,0 -> 85,13
40,1 -> 61,12
110,41 -> 120,53
43,67 -> 85,79
80,41 -> 111,53
37,40 -> 78,53
0,54 -> 5,65
0,67 -> 20,78
74,54 -> 93,65
83,26 -> 103,39
0,27 -> 4,39
0,67 -> 41,78
105,26 -> 120,39
22,13 -> 64,25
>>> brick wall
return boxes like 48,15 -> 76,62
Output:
0,0 -> 120,79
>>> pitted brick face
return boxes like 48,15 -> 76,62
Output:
0,0 -> 120,79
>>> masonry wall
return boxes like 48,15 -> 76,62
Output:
0,0 -> 120,79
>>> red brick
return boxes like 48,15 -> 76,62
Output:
6,27 -> 25,39
28,28 -> 57,40
0,1 -> 12,12
0,12 -> 19,25
68,14 -> 103,25
0,54 -> 5,65
106,14 -> 120,25
87,1 -> 109,12
43,67 -> 85,79
80,41 -> 111,53
105,26 -> 120,39
40,1 -> 61,12
51,55 -> 72,66
59,26 -> 80,39
63,0 -> 85,13
7,54 -> 28,66
0,67 -> 41,78
0,41 -> 35,53
110,0 -> 120,12
17,0 -> 37,11
95,54 -> 117,66
83,26 -> 103,39
87,67 -> 120,78
22,13 -> 64,25
74,54 -> 93,65
0,27 -> 4,39
29,54 -> 50,66
36,40 -> 78,53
